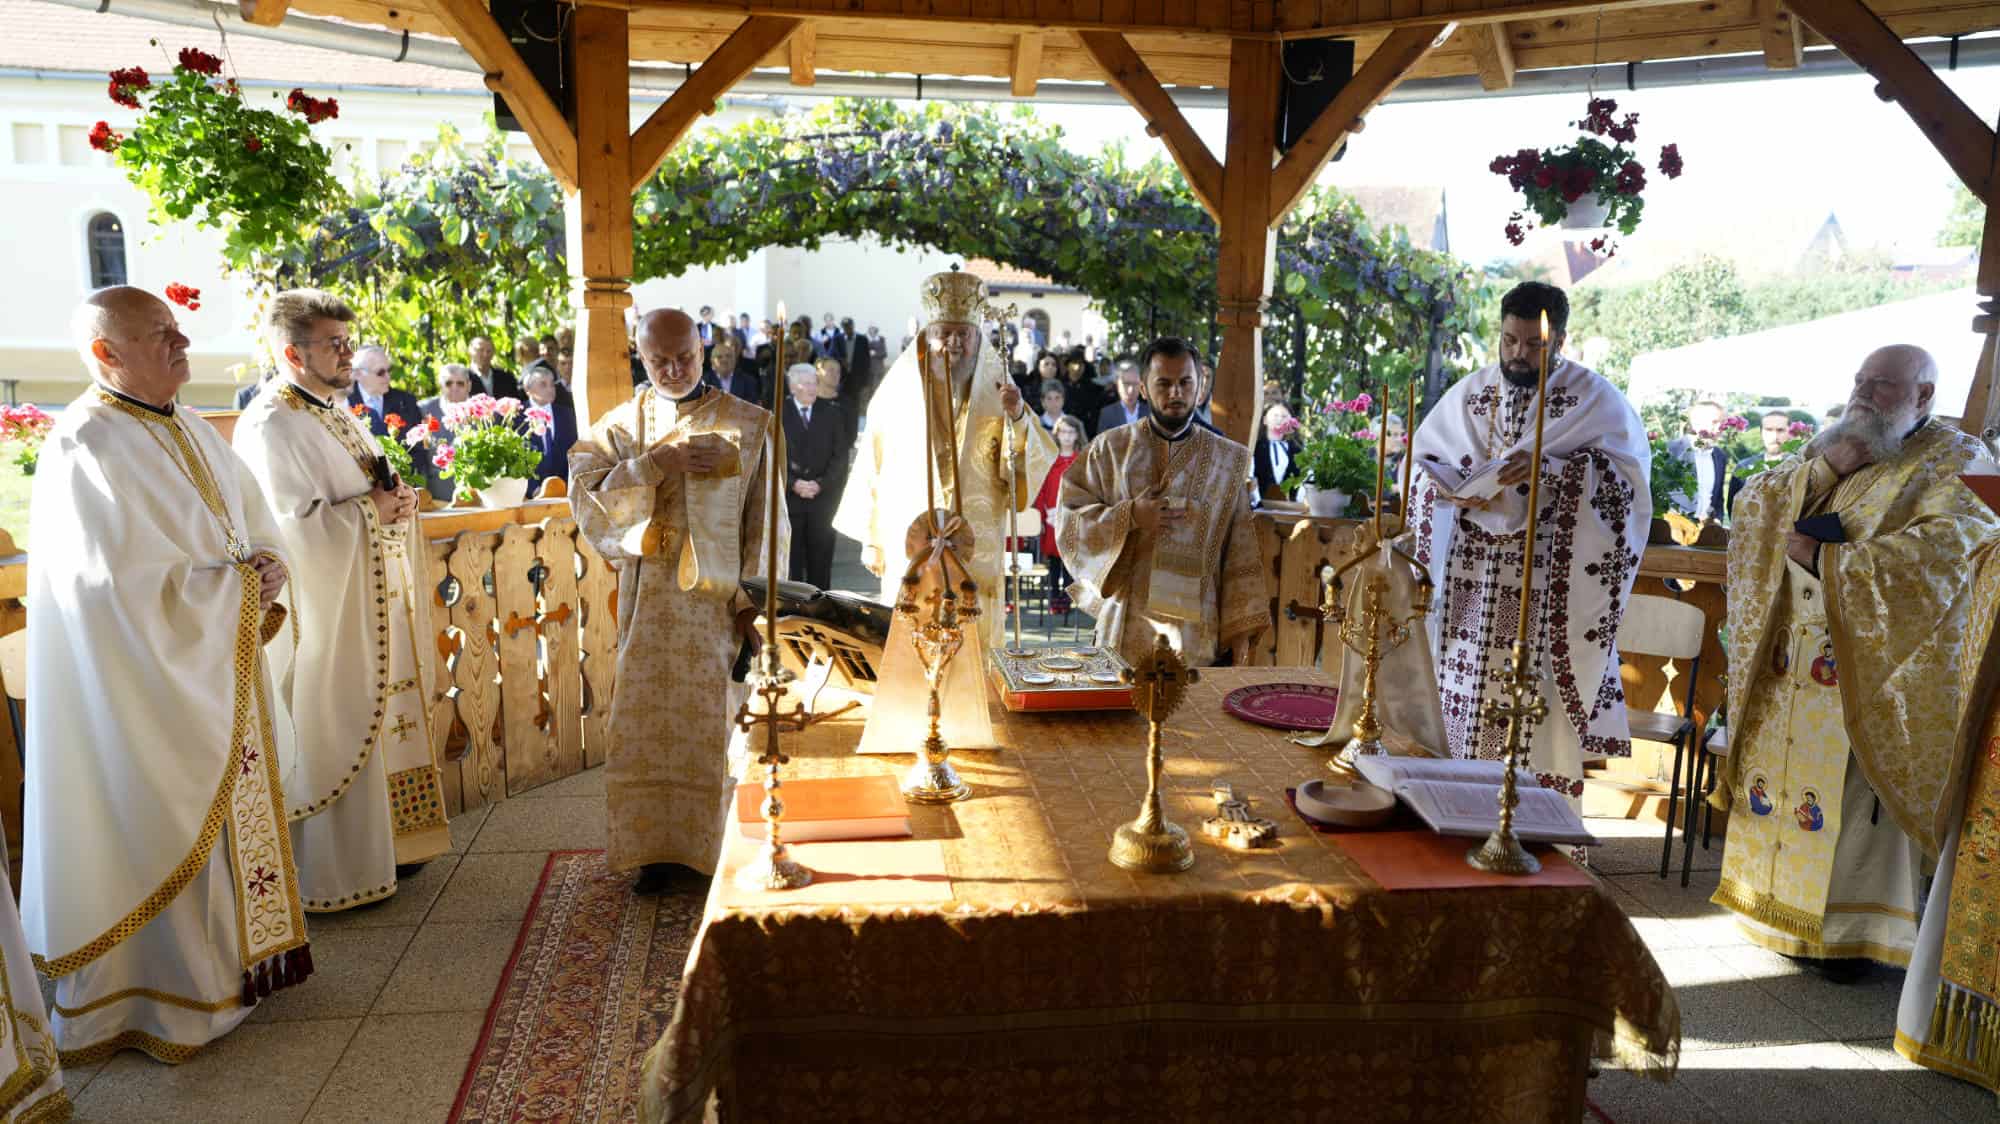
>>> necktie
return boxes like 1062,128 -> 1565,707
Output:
801,407 -> 811,427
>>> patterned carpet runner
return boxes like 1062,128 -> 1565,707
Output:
450,851 -> 703,1124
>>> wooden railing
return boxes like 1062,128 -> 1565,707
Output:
0,505 -> 1728,857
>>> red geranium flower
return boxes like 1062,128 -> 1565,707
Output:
384,412 -> 405,434
1504,222 -> 1526,246
87,121 -> 121,153
285,88 -> 339,125
176,47 -> 223,77
244,135 -> 262,153
1659,143 -> 1684,179
424,416 -> 441,434
351,404 -> 370,418
107,66 -> 149,108
164,282 -> 201,311
1614,160 -> 1647,196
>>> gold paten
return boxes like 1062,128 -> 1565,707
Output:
1200,782 -> 1277,850
1108,636 -> 1199,873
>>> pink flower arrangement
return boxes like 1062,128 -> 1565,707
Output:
1788,421 -> 1814,438
1269,416 -> 1302,441
524,405 -> 554,435
1353,428 -> 1377,443
433,395 -> 539,496
431,443 -> 456,471
1,404 -> 56,474
439,394 -> 524,430
1319,393 -> 1374,416
1720,415 -> 1749,434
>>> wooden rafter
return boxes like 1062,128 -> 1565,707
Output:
1787,0 -> 1995,200
1267,24 -> 1450,228
238,0 -> 290,29
1010,32 -> 1044,98
1076,30 -> 1224,221
429,0 -> 578,192
1756,0 -> 1805,69
789,23 -> 817,86
1468,22 -> 1518,90
630,15 -> 801,191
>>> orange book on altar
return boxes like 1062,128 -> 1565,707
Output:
734,775 -> 913,842
1962,474 -> 2000,515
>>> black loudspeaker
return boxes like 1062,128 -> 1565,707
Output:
1276,38 -> 1357,156
490,0 -> 569,133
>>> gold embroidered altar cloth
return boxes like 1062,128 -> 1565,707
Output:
639,669 -> 1679,1123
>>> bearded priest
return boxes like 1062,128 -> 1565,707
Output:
25,287 -> 308,1067
569,309 -> 785,892
1055,336 -> 1270,668
834,269 -> 1054,753
1714,344 -> 1998,970
234,289 -> 452,913
1409,281 -> 1651,808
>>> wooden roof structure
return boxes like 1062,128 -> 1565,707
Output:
223,0 -> 2000,439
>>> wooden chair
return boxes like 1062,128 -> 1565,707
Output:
1612,593 -> 1708,883
0,629 -> 22,766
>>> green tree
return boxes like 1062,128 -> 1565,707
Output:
1939,180 -> 1984,247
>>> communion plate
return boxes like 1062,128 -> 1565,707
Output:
1222,682 -> 1340,731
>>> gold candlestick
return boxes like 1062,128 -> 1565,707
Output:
1002,401 -> 1027,656
735,300 -> 815,892
1467,309 -> 1555,877
1333,575 -> 1389,769
1109,635 -> 1198,873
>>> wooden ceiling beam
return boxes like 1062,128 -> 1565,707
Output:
1010,32 -> 1044,97
1786,0 -> 1994,200
238,0 -> 291,29
1268,23 -> 1451,227
1756,0 -> 1805,69
789,23 -> 816,86
429,0 -> 578,192
1467,22 -> 1518,90
1076,30 -> 1224,221
630,14 -> 802,191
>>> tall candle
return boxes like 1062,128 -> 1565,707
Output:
1517,311 -> 1553,633
1401,378 -> 1417,528
918,328 -> 938,533
1373,382 -> 1389,539
768,302 -> 787,646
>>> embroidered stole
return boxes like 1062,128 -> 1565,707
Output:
635,389 -> 752,599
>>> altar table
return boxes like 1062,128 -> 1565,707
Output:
639,668 -> 1680,1123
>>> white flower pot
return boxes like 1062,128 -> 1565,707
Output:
1301,485 -> 1349,519
1560,192 -> 1612,230
472,476 -> 531,510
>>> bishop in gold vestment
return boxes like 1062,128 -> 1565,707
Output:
570,310 -> 785,882
1056,337 -> 1269,667
1715,346 -> 1998,966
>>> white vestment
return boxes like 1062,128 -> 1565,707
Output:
24,387 -> 310,1065
0,864 -> 62,1118
1410,361 -> 1651,807
835,339 -> 1054,754
235,382 -> 451,912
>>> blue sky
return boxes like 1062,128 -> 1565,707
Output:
1040,60 -> 2000,266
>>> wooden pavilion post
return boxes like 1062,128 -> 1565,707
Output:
566,4 -> 635,428
1213,39 -> 1281,448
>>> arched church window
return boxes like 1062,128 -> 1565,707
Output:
87,212 -> 128,289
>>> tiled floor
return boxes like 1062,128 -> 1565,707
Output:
48,778 -> 1998,1122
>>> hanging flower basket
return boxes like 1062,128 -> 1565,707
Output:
1491,97 -> 1684,256
88,44 -> 343,267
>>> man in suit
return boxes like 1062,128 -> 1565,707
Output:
1254,402 -> 1302,500
781,362 -> 846,590
706,334 -> 760,403
414,364 -> 476,500
1095,360 -> 1149,432
467,334 -> 520,400
347,346 -> 422,436
1671,399 -> 1732,521
835,317 -> 874,441
521,366 -> 578,490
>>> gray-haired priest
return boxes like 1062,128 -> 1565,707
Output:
24,287 -> 309,1070
569,308 -> 785,894
234,288 -> 452,914
1056,336 -> 1270,668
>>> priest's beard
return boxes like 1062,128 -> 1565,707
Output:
1813,399 -> 1918,462
1500,360 -> 1542,389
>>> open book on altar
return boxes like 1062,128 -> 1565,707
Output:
1353,757 -> 1599,846
1410,454 -> 1509,504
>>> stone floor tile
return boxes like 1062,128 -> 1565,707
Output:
1607,868 -> 1747,949
447,802 -> 492,854
1584,1064 -> 1715,1123
71,1019 -> 358,1124
1843,1037 -> 2000,1118
1583,815 -> 1724,878
1652,948 -> 1824,1052
303,1010 -> 485,1124
370,922 -> 521,1015
305,854 -> 461,931
466,796 -> 606,854
1709,943 -> 1906,1042
1673,1042 -> 1949,1123
425,851 -> 553,926
513,765 -> 607,800
248,926 -> 416,1024
1601,879 -> 1697,954
59,1057 -> 104,1099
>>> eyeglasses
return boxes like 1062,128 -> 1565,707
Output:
305,335 -> 356,354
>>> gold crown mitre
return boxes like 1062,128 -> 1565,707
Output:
920,268 -> 991,326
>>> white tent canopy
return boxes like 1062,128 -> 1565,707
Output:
1624,288 -> 1983,418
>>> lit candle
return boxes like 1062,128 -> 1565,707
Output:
1401,378 -> 1417,527
1517,311 -> 1553,633
1373,382 -> 1389,539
